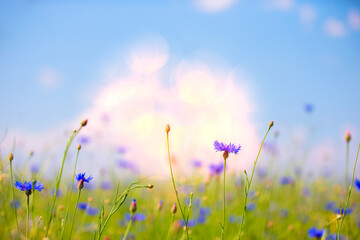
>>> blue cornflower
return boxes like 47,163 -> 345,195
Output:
197,207 -> 211,224
355,178 -> 360,192
125,213 -> 146,222
76,172 -> 93,190
280,176 -> 294,185
247,203 -> 256,211
79,136 -> 90,144
305,103 -> 314,113
101,181 -> 112,190
86,207 -> 98,216
308,227 -> 324,238
333,207 -> 353,215
77,202 -> 88,210
180,219 -> 196,228
229,215 -> 242,224
213,140 -> 241,155
10,200 -> 20,209
14,180 -> 44,195
209,162 -> 224,176
325,202 -> 336,211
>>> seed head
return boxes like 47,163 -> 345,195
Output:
171,202 -> 177,214
345,131 -> 351,142
165,124 -> 170,133
269,120 -> 274,129
81,119 -> 88,127
8,153 -> 13,162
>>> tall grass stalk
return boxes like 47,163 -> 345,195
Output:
9,153 -> 20,239
165,124 -> 190,240
221,158 -> 226,240
337,140 -> 360,240
237,121 -> 273,240
60,144 -> 81,239
45,120 -> 86,237
122,213 -> 134,240
69,189 -> 82,239
26,194 -> 30,239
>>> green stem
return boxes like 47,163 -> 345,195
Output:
45,127 -> 82,236
69,189 -> 82,239
32,180 -> 36,232
26,195 -> 30,239
167,214 -> 175,240
345,142 -> 349,191
9,161 -> 20,239
337,140 -> 360,239
166,132 -> 189,240
61,147 -> 81,240
238,125 -> 271,240
221,159 -> 226,240
122,213 -> 134,240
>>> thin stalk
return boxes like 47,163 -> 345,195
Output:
337,140 -> 360,239
32,180 -> 36,231
69,189 -> 82,239
238,124 -> 272,240
167,214 -> 175,240
45,126 -> 82,236
166,131 -> 189,240
345,142 -> 349,191
122,213 -> 134,240
221,159 -> 226,240
9,159 -> 20,239
26,195 -> 30,239
61,146 -> 81,239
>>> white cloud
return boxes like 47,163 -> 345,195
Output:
299,4 -> 316,25
324,18 -> 347,37
37,67 -> 62,89
348,9 -> 360,31
193,0 -> 237,13
127,34 -> 169,74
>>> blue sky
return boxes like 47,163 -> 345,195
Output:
0,0 -> 360,176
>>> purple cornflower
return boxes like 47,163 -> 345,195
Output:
125,213 -> 146,222
197,207 -> 211,224
79,136 -> 90,144
213,140 -> 241,155
15,180 -> 44,195
76,172 -> 93,189
209,162 -> 224,176
308,227 -> 324,239
77,202 -> 88,210
192,159 -> 203,168
325,202 -> 336,211
247,203 -> 256,211
355,178 -> 360,191
100,181 -> 112,190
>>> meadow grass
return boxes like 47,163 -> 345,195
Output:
0,120 -> 359,240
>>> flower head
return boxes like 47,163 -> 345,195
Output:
125,213 -> 146,222
209,162 -> 224,176
14,180 -> 44,195
355,178 -> 360,192
76,172 -> 93,189
308,227 -> 324,238
213,140 -> 241,155
77,202 -> 88,210
333,207 -> 353,216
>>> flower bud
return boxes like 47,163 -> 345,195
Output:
77,179 -> 84,190
157,200 -> 163,211
81,119 -> 88,127
345,131 -> 351,142
223,151 -> 229,160
8,153 -> 13,162
269,120 -> 274,128
77,144 -> 81,150
171,202 -> 177,214
148,184 -> 154,189
165,124 -> 170,133
129,199 -> 137,213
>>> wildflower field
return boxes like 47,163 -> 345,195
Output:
1,117 -> 359,240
